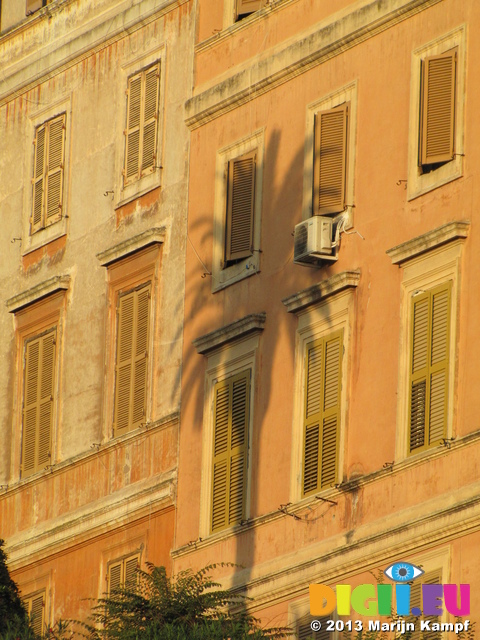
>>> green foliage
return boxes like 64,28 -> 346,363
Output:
0,539 -> 32,638
81,563 -> 290,640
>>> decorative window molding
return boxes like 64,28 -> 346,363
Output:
11,288 -> 68,481
197,317 -> 265,538
6,275 -> 70,313
284,273 -> 358,503
212,129 -> 264,292
96,227 -> 165,267
115,47 -> 165,209
302,82 -> 357,227
388,223 -> 469,460
100,244 -> 162,440
407,26 -> 466,200
193,312 -> 266,355
23,96 -> 72,256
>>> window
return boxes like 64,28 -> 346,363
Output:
302,83 -> 357,226
313,104 -> 348,216
24,591 -> 46,636
97,232 -> 163,440
21,329 -> 56,477
409,284 -> 450,454
211,371 -> 250,532
302,331 -> 342,496
26,0 -> 51,15
31,114 -> 66,234
108,554 -> 140,594
407,27 -> 465,200
235,0 -> 267,21
113,283 -> 151,436
419,50 -> 456,170
283,271 -> 359,502
224,151 -> 256,266
194,313 -> 264,537
123,63 -> 160,187
386,221 -> 469,460
213,129 -> 264,291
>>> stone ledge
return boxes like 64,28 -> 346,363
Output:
96,227 -> 166,266
185,0 -> 442,129
193,313 -> 266,355
282,270 -> 360,314
6,275 -> 70,313
386,221 -> 470,265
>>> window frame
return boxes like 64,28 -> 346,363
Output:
102,243 -> 161,441
23,97 -> 72,257
24,590 -> 46,636
198,332 -> 260,538
107,552 -> 141,595
287,277 -> 358,504
392,234 -> 465,461
302,82 -> 357,227
115,48 -> 165,209
407,26 -> 466,201
212,129 -> 264,292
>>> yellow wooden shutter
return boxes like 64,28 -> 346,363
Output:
236,0 -> 266,17
303,331 -> 342,496
313,104 -> 348,215
409,569 -> 442,639
124,64 -> 160,185
420,51 -> 456,165
124,555 -> 139,587
211,371 -> 250,533
225,151 -> 256,263
409,284 -> 450,453
141,64 -> 160,174
108,560 -> 123,594
32,124 -> 46,233
114,284 -> 150,435
26,0 -> 44,14
45,114 -> 65,226
297,613 -> 330,640
26,592 -> 45,636
22,330 -> 56,478
125,72 -> 142,183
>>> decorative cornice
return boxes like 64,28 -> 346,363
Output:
282,270 -> 360,314
193,313 -> 266,355
6,275 -> 70,313
185,0 -> 443,130
96,227 -> 165,266
386,221 -> 470,265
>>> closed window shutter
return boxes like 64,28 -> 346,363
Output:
303,331 -> 342,496
236,0 -> 266,17
409,284 -> 450,453
313,104 -> 348,215
142,65 -> 160,173
124,63 -> 160,185
297,613 -> 331,640
25,592 -> 46,636
225,151 -> 256,264
108,560 -> 123,594
45,114 -> 65,226
420,51 -> 456,165
211,371 -> 250,533
26,0 -> 45,14
409,569 -> 442,639
32,124 -> 46,233
22,330 -> 56,478
114,284 -> 151,435
124,555 -> 139,587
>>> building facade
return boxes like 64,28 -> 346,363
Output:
0,0 -> 193,628
1,0 -> 480,637
175,0 -> 480,636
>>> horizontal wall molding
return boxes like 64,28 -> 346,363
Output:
193,312 -> 266,354
386,220 -> 470,265
186,0 -> 443,129
6,275 -> 70,313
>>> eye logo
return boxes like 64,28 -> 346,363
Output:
384,561 -> 424,582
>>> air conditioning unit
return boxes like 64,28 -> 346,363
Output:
294,216 -> 337,266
